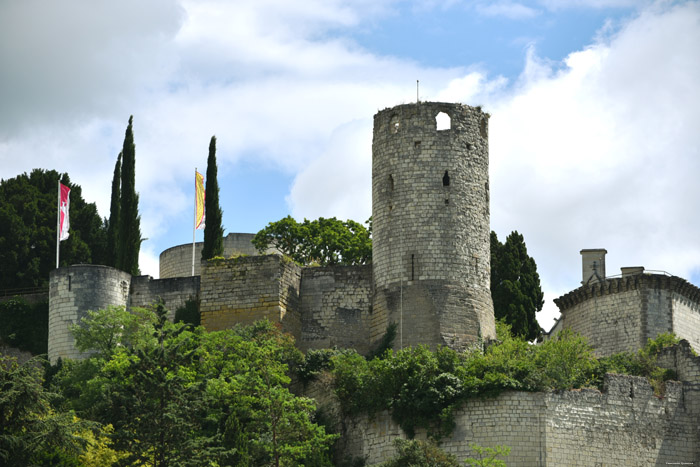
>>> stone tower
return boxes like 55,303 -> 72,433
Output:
48,265 -> 131,363
371,102 -> 495,350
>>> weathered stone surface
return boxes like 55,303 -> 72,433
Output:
371,102 -> 495,350
554,273 -> 700,355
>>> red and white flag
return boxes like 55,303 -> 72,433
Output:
59,183 -> 70,241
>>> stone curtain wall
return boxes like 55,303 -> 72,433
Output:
130,275 -> 200,321
159,232 -> 264,279
298,265 -> 373,355
672,295 -> 700,353
48,265 -> 130,363
341,374 -> 699,466
199,255 -> 302,339
555,274 -> 700,356
371,102 -> 495,351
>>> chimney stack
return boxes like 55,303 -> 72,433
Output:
580,249 -> 607,285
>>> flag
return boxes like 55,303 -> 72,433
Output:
195,171 -> 205,230
59,183 -> 71,241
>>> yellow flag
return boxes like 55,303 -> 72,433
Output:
195,171 -> 205,230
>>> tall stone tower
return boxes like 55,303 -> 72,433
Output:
371,102 -> 495,350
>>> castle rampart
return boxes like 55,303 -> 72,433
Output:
554,272 -> 700,356
159,232 -> 265,279
371,102 -> 495,350
129,275 -> 200,321
199,255 -> 302,339
298,265 -> 373,354
339,373 -> 699,465
48,265 -> 130,363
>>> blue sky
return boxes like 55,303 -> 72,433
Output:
1,0 -> 699,329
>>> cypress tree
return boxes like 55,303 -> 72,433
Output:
116,116 -> 141,275
106,152 -> 121,267
490,231 -> 544,341
202,136 -> 224,260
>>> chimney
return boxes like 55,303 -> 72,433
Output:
621,266 -> 644,277
580,249 -> 607,285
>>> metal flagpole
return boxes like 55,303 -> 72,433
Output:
192,168 -> 197,276
56,179 -> 60,268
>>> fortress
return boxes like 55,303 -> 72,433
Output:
45,102 -> 700,464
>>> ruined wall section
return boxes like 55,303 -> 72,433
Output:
48,265 -> 130,363
555,274 -> 700,356
129,275 -> 200,321
159,232 -> 270,279
298,265 -> 372,355
340,374 -> 699,465
372,102 -> 495,351
199,255 -> 302,339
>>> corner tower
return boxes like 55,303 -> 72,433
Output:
371,102 -> 495,350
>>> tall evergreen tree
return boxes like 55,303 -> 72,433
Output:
106,153 -> 121,267
490,231 -> 544,341
116,116 -> 141,275
202,136 -> 224,260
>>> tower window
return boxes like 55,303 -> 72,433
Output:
443,170 -> 450,187
390,115 -> 400,134
389,174 -> 394,191
436,112 -> 451,131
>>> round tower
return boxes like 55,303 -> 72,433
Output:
49,265 -> 131,363
371,102 -> 495,350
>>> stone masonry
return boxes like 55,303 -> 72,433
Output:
49,265 -> 130,363
372,102 -> 495,351
339,370 -> 699,465
555,271 -> 700,356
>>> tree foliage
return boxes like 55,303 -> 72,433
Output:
490,231 -> 544,341
115,116 -> 141,276
253,215 -> 372,266
0,356 -> 94,465
0,297 -> 48,355
202,135 -> 224,260
0,169 -> 107,290
53,307 -> 336,466
380,438 -> 459,467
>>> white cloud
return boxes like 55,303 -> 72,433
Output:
475,1 -> 541,19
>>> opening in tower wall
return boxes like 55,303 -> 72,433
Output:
436,111 -> 451,131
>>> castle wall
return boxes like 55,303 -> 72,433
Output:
341,374 -> 699,466
372,102 -> 495,351
159,232 -> 264,279
199,255 -> 302,339
672,295 -> 700,352
298,265 -> 372,355
555,274 -> 700,356
129,275 -> 200,321
48,265 -> 130,363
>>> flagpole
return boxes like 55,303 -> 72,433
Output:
56,179 -> 61,268
192,168 -> 197,276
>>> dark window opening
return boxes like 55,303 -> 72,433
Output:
414,141 -> 421,149
389,174 -> 394,191
411,254 -> 415,281
445,198 -> 449,205
443,170 -> 450,187
68,275 -> 72,292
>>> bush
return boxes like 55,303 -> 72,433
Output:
174,296 -> 201,327
380,439 -> 459,467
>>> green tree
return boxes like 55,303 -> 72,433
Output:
464,443 -> 510,467
0,169 -> 107,290
116,115 -> 141,275
202,135 -> 224,260
0,297 -> 48,355
57,307 -> 336,466
253,216 -> 372,266
490,231 -> 544,341
380,438 -> 459,467
105,152 -> 121,267
0,356 -> 91,465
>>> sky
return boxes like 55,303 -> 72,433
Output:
1,0 -> 699,330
